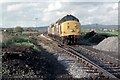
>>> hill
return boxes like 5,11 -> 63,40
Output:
81,24 -> 118,29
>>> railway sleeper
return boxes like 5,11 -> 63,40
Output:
90,75 -> 109,80
112,73 -> 120,76
80,46 -> 119,68
103,63 -> 115,67
107,70 -> 120,73
85,70 -> 97,73
102,67 -> 120,70
77,58 -> 82,62
80,67 -> 91,70
105,58 -> 119,66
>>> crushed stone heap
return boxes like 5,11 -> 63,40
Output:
93,37 -> 118,52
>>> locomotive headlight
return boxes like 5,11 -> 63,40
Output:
75,25 -> 79,29
67,26 -> 69,29
70,29 -> 75,32
62,31 -> 66,33
75,24 -> 79,28
78,31 -> 80,33
67,23 -> 69,29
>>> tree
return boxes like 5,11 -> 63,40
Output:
15,26 -> 24,34
6,28 -> 14,34
26,27 -> 33,31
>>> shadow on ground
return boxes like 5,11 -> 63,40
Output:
2,45 -> 72,79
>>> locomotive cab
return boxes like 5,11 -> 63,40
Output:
59,15 -> 81,44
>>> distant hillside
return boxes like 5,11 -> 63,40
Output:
36,26 -> 48,32
29,24 -> 118,32
1,24 -> 118,32
81,24 -> 118,29
37,24 -> 118,30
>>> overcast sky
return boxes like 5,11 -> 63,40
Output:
0,0 -> 119,28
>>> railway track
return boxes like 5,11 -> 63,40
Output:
41,34 -> 120,80
58,45 -> 119,80
69,45 -> 120,77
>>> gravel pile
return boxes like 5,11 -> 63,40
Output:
93,37 -> 118,52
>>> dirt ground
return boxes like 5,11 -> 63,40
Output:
2,45 -> 72,79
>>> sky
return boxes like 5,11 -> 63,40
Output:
0,0 -> 119,28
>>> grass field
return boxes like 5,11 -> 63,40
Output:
96,31 -> 118,36
81,28 -> 119,36
2,33 -> 37,46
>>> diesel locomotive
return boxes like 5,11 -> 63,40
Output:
48,15 -> 81,44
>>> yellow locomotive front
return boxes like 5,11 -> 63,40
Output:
60,21 -> 80,36
59,15 -> 81,44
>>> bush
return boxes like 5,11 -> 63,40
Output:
2,36 -> 39,49
83,31 -> 96,39
29,37 -> 38,45
2,36 -> 29,47
87,34 -> 106,44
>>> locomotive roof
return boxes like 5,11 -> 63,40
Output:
58,15 -> 79,24
49,24 -> 54,28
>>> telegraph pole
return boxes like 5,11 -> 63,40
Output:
35,18 -> 38,31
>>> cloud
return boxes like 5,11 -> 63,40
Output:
41,11 -> 67,24
1,2 -> 118,28
44,2 -> 62,12
80,16 -> 97,24
88,7 -> 98,12
48,0 -> 119,2
6,3 -> 41,12
0,0 -> 120,4
7,4 -> 23,11
112,3 -> 118,10
0,4 -> 2,28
